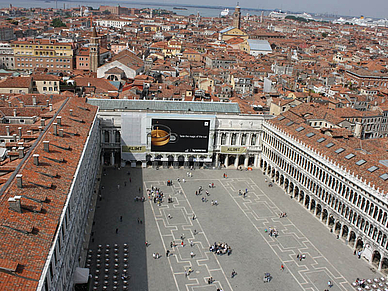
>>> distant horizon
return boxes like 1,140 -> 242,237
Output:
0,0 -> 386,19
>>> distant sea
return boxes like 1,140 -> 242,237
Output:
0,0 -> 270,18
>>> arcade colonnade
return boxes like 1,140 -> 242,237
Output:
260,121 -> 388,273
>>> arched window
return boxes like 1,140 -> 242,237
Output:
251,134 -> 257,145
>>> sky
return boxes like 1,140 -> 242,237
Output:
156,0 -> 388,18
0,0 -> 386,19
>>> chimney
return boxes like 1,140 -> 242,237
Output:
53,123 -> 57,135
43,141 -> 49,152
16,174 -> 23,188
59,129 -> 63,137
13,109 -> 17,117
19,101 -> 24,108
46,100 -> 49,106
8,196 -> 21,213
33,154 -> 39,166
49,104 -> 53,112
38,126 -> 42,133
8,101 -> 11,107
56,116 -> 62,125
32,96 -> 37,106
5,125 -> 9,136
12,133 -> 17,142
41,119 -> 45,126
18,127 -> 22,137
70,109 -> 73,116
27,130 -> 31,135
18,147 -> 24,158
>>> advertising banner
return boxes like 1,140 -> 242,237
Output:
122,146 -> 146,153
151,119 -> 210,153
221,146 -> 247,154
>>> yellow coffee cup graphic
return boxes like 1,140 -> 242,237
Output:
151,124 -> 175,146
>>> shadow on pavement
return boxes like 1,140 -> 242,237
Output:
87,167 -> 148,291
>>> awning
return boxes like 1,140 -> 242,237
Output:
73,267 -> 89,284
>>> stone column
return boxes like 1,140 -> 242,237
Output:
244,155 -> 249,168
225,155 -> 229,167
215,153 -> 219,167
110,152 -> 115,166
234,155 -> 239,169
226,133 -> 231,145
254,154 -> 259,168
378,257 -> 384,271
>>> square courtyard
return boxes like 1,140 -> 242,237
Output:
87,167 -> 380,291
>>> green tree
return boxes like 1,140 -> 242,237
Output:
321,32 -> 328,38
51,18 -> 66,28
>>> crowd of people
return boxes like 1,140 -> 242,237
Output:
209,242 -> 232,256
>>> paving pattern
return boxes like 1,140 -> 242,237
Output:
88,167 -> 380,291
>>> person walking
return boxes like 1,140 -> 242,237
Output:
281,264 -> 284,271
166,250 -> 170,257
328,281 -> 333,288
190,240 -> 194,247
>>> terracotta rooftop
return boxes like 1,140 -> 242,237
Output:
0,97 -> 98,290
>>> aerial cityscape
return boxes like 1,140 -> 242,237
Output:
0,2 -> 387,291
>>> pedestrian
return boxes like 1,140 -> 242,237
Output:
145,241 -> 149,247
182,178 -> 185,183
281,264 -> 284,271
170,241 -> 173,248
137,217 -> 140,224
192,214 -> 196,220
130,178 -> 131,183
139,187 -> 141,193
190,240 -> 194,247
181,241 -> 184,247
116,228 -> 118,234
231,269 -> 237,278
117,184 -> 120,190
166,250 -> 170,257
185,270 -> 188,277
194,229 -> 197,235
140,220 -> 143,224
190,251 -> 194,258
168,214 -> 172,219
124,181 -> 127,187
120,216 -> 122,222
328,280 -> 333,288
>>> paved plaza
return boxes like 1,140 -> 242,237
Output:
88,167 -> 380,291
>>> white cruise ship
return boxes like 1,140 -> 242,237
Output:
221,9 -> 229,16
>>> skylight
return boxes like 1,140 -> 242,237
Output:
345,153 -> 355,160
278,116 -> 285,121
306,132 -> 315,138
355,159 -> 366,166
286,121 -> 294,126
368,166 -> 379,173
296,126 -> 305,132
326,142 -> 335,148
317,137 -> 326,143
380,173 -> 388,181
335,148 -> 345,154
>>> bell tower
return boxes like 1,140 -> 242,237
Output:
233,3 -> 241,29
89,26 -> 100,72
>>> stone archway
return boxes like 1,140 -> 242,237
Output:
381,257 -> 388,274
334,221 -> 341,234
304,195 -> 310,209
341,225 -> 349,239
349,231 -> 356,247
355,238 -> 364,250
310,199 -> 316,214
372,250 -> 381,268
315,204 -> 322,218
178,155 -> 185,167
322,209 -> 328,224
